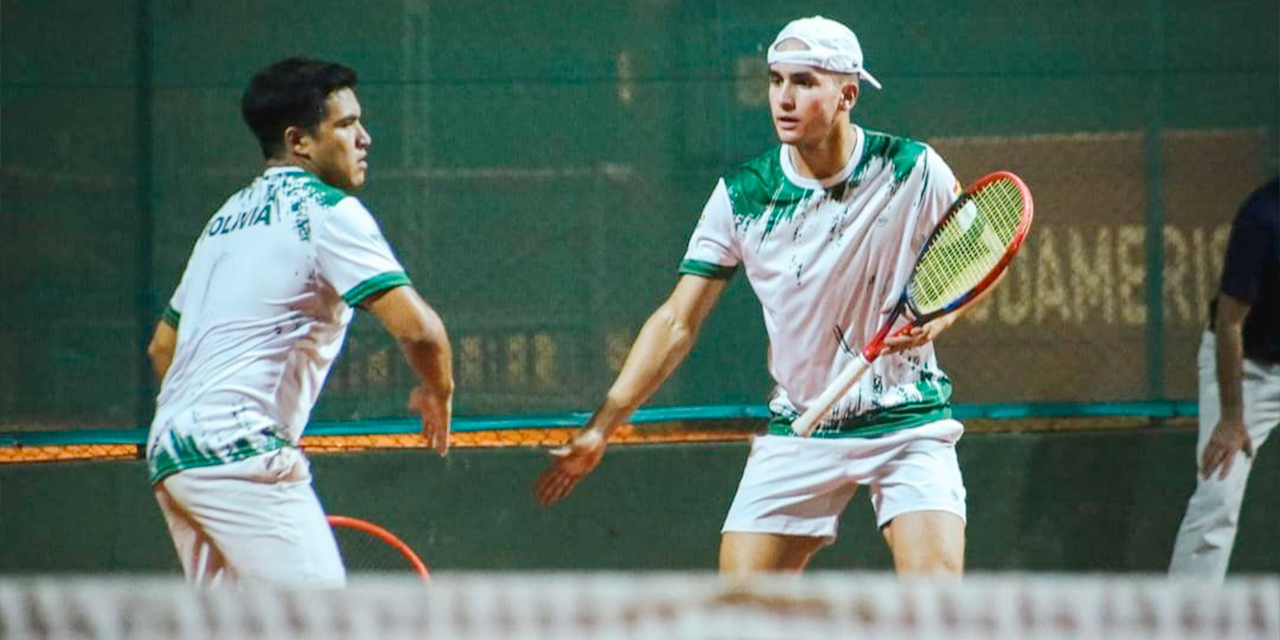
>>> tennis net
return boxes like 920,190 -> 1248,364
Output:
2,572 -> 1275,640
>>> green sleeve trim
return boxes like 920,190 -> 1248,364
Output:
341,271 -> 412,307
161,306 -> 181,327
678,259 -> 738,279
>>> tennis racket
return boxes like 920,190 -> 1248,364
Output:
327,514 -> 430,582
790,170 -> 1034,438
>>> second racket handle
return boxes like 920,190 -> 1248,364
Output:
790,355 -> 873,438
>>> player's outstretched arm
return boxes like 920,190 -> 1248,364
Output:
366,286 -> 455,455
536,275 -> 728,506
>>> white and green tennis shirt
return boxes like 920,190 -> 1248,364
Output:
680,126 -> 963,438
147,167 -> 410,483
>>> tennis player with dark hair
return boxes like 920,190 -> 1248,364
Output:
537,16 -> 975,576
146,58 -> 453,587
1169,177 -> 1279,581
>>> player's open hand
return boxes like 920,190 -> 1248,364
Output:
1200,418 -> 1253,480
410,385 -> 452,456
536,428 -> 607,506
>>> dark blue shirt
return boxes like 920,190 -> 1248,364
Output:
1210,177 -> 1279,364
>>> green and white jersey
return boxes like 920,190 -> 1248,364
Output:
147,167 -> 411,483
679,126 -> 963,438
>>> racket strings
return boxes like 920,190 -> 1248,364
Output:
909,179 -> 1025,314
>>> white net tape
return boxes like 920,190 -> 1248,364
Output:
2,572 -> 1276,640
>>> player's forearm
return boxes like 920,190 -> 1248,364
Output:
367,286 -> 454,396
587,305 -> 698,435
396,310 -> 455,397
1213,321 -> 1246,422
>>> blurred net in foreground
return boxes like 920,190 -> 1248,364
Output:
2,573 -> 1275,640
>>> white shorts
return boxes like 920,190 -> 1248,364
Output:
154,446 -> 345,588
722,419 -> 967,542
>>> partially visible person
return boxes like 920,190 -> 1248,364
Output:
146,58 -> 453,587
1169,176 -> 1279,581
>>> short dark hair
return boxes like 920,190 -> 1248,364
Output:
241,58 -> 359,159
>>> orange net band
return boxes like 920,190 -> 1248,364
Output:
0,424 -> 752,464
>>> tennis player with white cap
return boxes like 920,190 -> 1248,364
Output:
537,15 -> 971,576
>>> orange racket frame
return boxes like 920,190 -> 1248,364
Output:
327,514 -> 430,582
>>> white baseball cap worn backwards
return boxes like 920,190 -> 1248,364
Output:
767,15 -> 882,90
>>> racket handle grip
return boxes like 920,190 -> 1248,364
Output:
790,355 -> 872,438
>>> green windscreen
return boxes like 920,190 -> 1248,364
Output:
2,0 -> 1277,433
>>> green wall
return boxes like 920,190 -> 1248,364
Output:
3,0 -> 1278,430
2,428 -> 1276,574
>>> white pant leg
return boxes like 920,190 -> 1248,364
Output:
1170,331 -> 1280,581
155,482 -> 233,586
156,447 -> 346,588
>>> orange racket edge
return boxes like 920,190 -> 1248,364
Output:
327,514 -> 430,582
